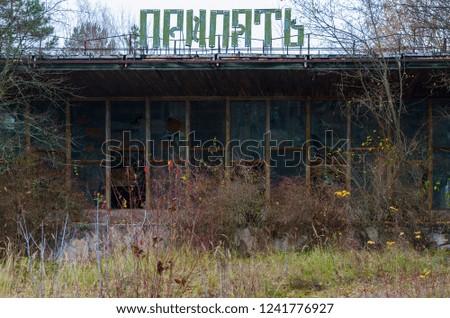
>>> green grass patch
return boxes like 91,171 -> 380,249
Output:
0,246 -> 448,297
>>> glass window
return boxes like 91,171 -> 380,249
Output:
73,163 -> 105,206
191,101 -> 225,165
311,101 -> 347,183
151,101 -> 186,162
433,100 -> 450,147
110,101 -> 146,209
432,100 -> 449,209
31,101 -> 66,149
270,100 -> 305,178
71,102 -> 105,160
402,100 -> 428,160
433,150 -> 450,209
230,100 -> 265,163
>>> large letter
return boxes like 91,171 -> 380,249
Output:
232,9 -> 252,47
140,10 -> 161,49
163,9 -> 184,48
254,9 -> 282,47
186,9 -> 206,47
209,10 -> 230,48
284,8 -> 304,47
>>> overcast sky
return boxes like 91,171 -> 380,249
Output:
59,0 -> 293,48
89,0 -> 285,11
61,0 -> 289,31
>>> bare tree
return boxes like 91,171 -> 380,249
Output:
63,0 -> 139,55
290,0 -> 441,229
65,20 -> 116,55
0,0 -> 81,244
390,0 -> 449,51
1,0 -> 68,158
292,0 -> 413,143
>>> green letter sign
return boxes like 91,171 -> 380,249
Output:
232,9 -> 252,47
209,10 -> 230,48
254,9 -> 282,47
140,9 -> 160,49
140,8 -> 304,51
186,9 -> 206,47
163,9 -> 184,48
284,9 -> 304,47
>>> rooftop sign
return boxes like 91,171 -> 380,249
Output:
140,8 -> 304,49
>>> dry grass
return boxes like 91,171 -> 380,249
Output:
0,244 -> 448,298
1,163 -> 447,298
266,177 -> 352,247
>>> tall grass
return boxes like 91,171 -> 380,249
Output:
1,244 -> 448,297
1,164 -> 447,298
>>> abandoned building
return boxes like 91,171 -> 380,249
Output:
10,48 -> 443,216
1,7 -> 447,219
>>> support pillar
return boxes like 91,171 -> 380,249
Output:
185,100 -> 191,200
105,100 -> 111,210
387,126 -> 393,199
428,100 -> 433,213
305,97 -> 311,187
65,101 -> 71,191
25,102 -> 31,152
346,101 -> 352,191
225,97 -> 231,184
265,99 -> 271,202
145,97 -> 151,212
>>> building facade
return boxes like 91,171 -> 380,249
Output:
25,54 -> 450,213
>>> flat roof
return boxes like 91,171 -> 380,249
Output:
6,54 -> 450,98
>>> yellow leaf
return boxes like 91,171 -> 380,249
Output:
419,269 -> 431,279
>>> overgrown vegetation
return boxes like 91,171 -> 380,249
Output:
0,0 -> 448,298
0,0 -> 76,249
140,164 -> 436,252
0,152 -> 86,245
290,0 -> 448,230
266,177 -> 352,248
0,242 -> 448,297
